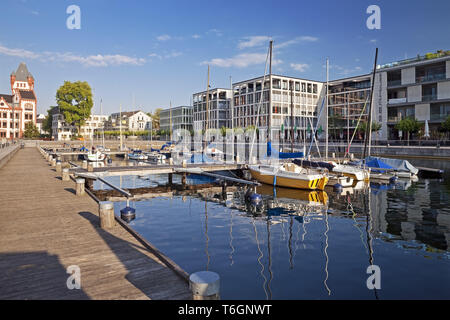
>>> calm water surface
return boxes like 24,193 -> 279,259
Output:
94,158 -> 450,299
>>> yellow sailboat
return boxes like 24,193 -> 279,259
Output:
249,163 -> 329,191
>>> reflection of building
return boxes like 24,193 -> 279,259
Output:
193,88 -> 232,132
52,110 -> 107,141
377,52 -> 450,140
160,106 -> 193,132
104,110 -> 152,132
0,62 -> 37,139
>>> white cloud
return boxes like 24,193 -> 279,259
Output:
370,39 -> 377,43
238,36 -> 271,49
207,29 -> 223,37
192,34 -> 202,39
31,10 -> 39,15
156,34 -> 171,41
276,36 -> 318,49
290,63 -> 309,72
202,53 -> 281,68
0,44 -> 146,67
164,51 -> 182,58
0,45 -> 40,59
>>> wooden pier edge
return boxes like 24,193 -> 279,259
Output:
70,175 -> 190,283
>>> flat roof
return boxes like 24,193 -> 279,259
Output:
232,73 -> 322,86
192,88 -> 231,95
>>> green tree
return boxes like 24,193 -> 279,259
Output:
357,121 -> 382,133
441,115 -> 450,139
149,107 -> 163,130
42,106 -> 57,134
24,122 -> 40,138
56,81 -> 93,135
395,118 -> 420,145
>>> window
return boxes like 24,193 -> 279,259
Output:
313,84 -> 318,94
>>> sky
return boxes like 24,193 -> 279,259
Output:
1,0 -> 449,115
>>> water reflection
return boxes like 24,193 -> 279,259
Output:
103,160 -> 450,299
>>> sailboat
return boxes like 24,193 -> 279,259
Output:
249,162 -> 329,191
97,98 -> 110,152
84,99 -> 107,162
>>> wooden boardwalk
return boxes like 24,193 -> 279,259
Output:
0,147 -> 191,300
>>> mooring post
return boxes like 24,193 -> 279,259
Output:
51,157 -> 56,167
82,160 -> 88,169
189,271 -> 220,300
87,162 -> 94,172
56,160 -> 62,173
76,178 -> 85,196
168,173 -> 173,185
182,173 -> 187,186
99,201 -> 115,229
62,168 -> 70,181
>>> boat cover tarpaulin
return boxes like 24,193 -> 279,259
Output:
267,142 -> 304,159
364,157 -> 394,173
293,159 -> 335,171
373,157 -> 419,175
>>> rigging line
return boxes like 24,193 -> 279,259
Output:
323,207 -> 331,296
344,95 -> 370,159
288,215 -> 294,269
251,218 -> 269,300
348,195 -> 369,254
364,192 -> 379,300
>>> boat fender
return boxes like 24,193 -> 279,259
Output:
120,206 -> 136,222
107,157 -> 113,164
389,176 -> 398,184
333,183 -> 343,191
249,193 -> 263,206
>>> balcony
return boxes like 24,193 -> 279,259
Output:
422,94 -> 438,102
388,116 -> 400,122
388,98 -> 407,104
416,73 -> 446,83
387,80 -> 402,87
430,113 -> 450,121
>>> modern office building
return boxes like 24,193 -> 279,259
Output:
160,106 -> 193,132
326,74 -> 372,142
377,51 -> 450,140
232,75 -> 324,140
193,88 -> 232,132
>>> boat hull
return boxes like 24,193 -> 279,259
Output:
249,168 -> 328,191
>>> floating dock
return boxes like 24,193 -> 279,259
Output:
0,147 -> 191,299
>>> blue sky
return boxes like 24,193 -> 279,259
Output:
1,0 -> 449,115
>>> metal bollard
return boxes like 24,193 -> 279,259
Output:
76,178 -> 85,196
189,271 -> 220,300
99,201 -> 115,229
51,158 -> 56,167
62,168 -> 70,181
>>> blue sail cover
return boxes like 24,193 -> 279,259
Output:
267,142 -> 304,159
364,157 -> 394,173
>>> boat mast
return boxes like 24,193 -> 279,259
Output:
204,65 -> 210,152
325,58 -> 329,160
101,98 -> 105,147
290,80 -> 294,153
169,101 -> 172,141
363,48 -> 379,161
268,40 -> 273,142
119,103 -> 123,150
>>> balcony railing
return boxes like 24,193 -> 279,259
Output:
422,94 -> 438,102
387,80 -> 402,87
416,73 -> 446,83
388,116 -> 400,122
388,98 -> 407,104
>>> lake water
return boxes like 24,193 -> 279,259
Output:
94,158 -> 450,299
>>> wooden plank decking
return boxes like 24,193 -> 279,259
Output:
0,147 -> 191,300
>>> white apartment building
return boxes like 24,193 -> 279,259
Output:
376,51 -> 450,140
105,110 -> 152,132
232,75 -> 324,140
52,112 -> 107,141
193,88 -> 232,132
